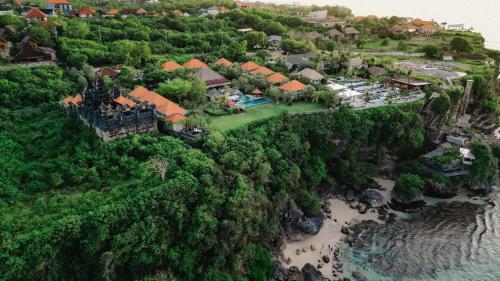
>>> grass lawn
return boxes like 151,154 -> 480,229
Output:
206,102 -> 325,132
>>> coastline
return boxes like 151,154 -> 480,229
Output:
278,178 -> 491,280
280,178 -> 395,279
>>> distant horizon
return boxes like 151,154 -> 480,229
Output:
250,0 -> 500,50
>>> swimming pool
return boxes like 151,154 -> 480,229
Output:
235,95 -> 272,110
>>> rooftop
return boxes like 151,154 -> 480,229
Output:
280,80 -> 306,92
162,61 -> 182,72
250,66 -> 274,76
267,72 -> 288,84
128,86 -> 186,122
297,68 -> 324,81
183,59 -> 208,69
240,61 -> 260,71
214,58 -> 233,67
26,8 -> 47,18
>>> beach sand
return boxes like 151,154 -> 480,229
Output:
280,178 -> 394,279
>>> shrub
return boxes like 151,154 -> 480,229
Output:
450,37 -> 473,53
421,44 -> 442,58
295,189 -> 321,216
431,93 -> 451,114
395,174 -> 424,198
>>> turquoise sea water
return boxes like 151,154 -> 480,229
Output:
339,189 -> 500,281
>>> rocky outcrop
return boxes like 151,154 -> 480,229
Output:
352,271 -> 367,281
361,189 -> 384,208
283,203 -> 324,236
467,179 -> 494,193
391,187 -> 424,207
301,263 -> 329,281
270,263 -> 330,281
422,179 -> 457,198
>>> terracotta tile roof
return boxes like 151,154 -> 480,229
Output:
162,61 -> 182,71
47,0 -> 69,4
63,94 -> 82,106
106,9 -> 119,15
98,67 -> 119,79
76,7 -> 96,15
343,27 -> 360,35
173,9 -> 182,15
240,61 -> 260,71
214,58 -> 233,67
252,88 -> 262,94
114,95 -> 137,107
266,72 -> 288,84
279,80 -> 305,92
249,66 -> 274,76
136,8 -> 147,14
220,6 -> 229,13
166,113 -> 187,122
128,86 -> 186,122
182,58 -> 208,69
161,11 -> 167,16
26,8 -> 47,19
222,99 -> 236,108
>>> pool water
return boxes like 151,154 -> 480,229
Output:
236,95 -> 271,109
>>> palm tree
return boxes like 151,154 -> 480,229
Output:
311,91 -> 322,103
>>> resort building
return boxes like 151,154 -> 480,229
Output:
47,0 -> 72,14
447,24 -> 465,31
285,52 -> 318,70
214,58 -> 233,67
25,8 -> 48,22
280,80 -> 306,94
390,19 -> 439,36
266,72 -> 289,85
192,67 -> 231,88
162,61 -> 182,72
73,7 -> 95,18
249,66 -> 274,76
297,68 -> 324,84
128,86 -> 187,131
182,58 -> 208,70
327,29 -> 344,40
11,36 -> 56,63
423,142 -> 475,176
267,35 -> 282,47
342,27 -> 360,39
389,77 -> 431,91
199,6 -> 219,17
103,9 -> 120,18
240,61 -> 260,72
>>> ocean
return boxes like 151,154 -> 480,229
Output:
259,0 -> 500,50
339,189 -> 500,281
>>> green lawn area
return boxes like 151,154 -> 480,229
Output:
205,102 -> 325,132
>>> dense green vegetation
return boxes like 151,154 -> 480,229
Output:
0,81 -> 426,281
394,174 -> 424,199
0,1 -> 499,280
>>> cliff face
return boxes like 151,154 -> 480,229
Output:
421,80 -> 474,143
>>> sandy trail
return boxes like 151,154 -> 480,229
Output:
280,178 -> 394,279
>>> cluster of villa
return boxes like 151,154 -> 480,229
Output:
14,0 -> 231,21
160,57 -> 328,110
0,28 -> 56,63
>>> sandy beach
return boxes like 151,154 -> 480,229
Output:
280,178 -> 395,279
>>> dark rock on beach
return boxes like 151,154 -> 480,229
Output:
361,189 -> 384,208
302,263 -> 329,281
